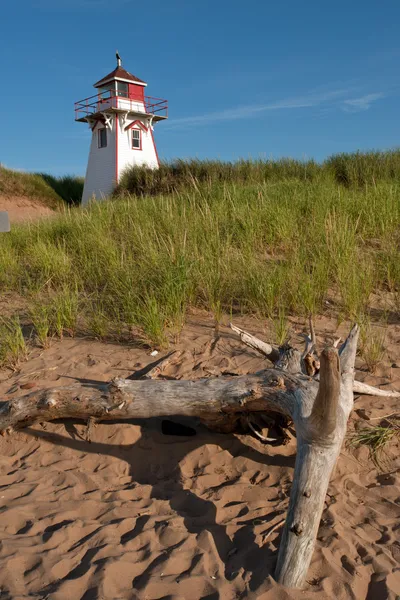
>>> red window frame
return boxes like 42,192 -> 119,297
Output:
131,128 -> 142,151
98,127 -> 107,149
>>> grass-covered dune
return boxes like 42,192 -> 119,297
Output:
1,151 -> 400,362
116,150 -> 400,195
0,165 -> 83,208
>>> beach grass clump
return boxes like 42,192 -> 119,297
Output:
0,316 -> 27,368
358,316 -> 387,373
349,416 -> 400,467
36,174 -> 84,206
326,149 -> 400,188
29,288 -> 80,347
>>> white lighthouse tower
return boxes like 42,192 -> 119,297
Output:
75,54 -> 168,205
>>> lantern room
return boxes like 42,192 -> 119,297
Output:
74,56 -> 168,123
95,64 -> 146,103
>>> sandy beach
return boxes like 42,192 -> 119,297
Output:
0,313 -> 399,599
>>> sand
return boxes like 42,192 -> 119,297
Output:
0,196 -> 55,224
0,313 -> 399,599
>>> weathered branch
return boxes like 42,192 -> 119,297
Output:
231,322 -> 400,398
275,345 -> 304,374
309,347 -> 340,440
142,351 -> 180,379
246,415 -> 278,443
229,323 -> 279,363
352,380 -> 400,398
275,343 -> 354,588
275,436 -> 342,587
338,323 -> 359,376
300,314 -> 317,359
309,315 -> 316,349
0,370 -> 304,435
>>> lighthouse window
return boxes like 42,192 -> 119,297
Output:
117,81 -> 129,98
98,83 -> 114,99
98,128 -> 107,148
132,129 -> 142,150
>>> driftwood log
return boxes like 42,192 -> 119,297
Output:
0,321 -> 399,589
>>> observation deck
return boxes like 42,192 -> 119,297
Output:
74,91 -> 168,123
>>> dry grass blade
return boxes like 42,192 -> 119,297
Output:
262,518 -> 286,543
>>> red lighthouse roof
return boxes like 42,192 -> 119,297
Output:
94,66 -> 147,88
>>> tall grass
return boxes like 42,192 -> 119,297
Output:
116,157 -> 326,196
1,152 -> 400,346
326,150 -> 400,187
0,316 -> 27,368
0,165 -> 61,210
38,174 -> 84,206
0,164 -> 83,209
116,150 -> 400,197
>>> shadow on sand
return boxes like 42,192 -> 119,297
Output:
23,415 -> 295,597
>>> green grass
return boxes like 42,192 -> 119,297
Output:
349,417 -> 400,468
1,152 -> 400,347
359,316 -> 387,373
0,316 -> 27,368
0,165 -> 83,209
115,157 -> 326,197
326,150 -> 400,187
116,150 -> 400,197
38,173 -> 84,206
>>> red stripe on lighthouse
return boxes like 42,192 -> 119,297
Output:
150,127 -> 160,167
115,115 -> 118,186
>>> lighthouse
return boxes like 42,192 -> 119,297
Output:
75,54 -> 168,205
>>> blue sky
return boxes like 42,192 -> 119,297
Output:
1,0 -> 399,175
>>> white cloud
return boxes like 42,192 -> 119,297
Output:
341,93 -> 385,112
165,88 -> 354,129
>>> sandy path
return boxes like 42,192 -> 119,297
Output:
0,314 -> 399,599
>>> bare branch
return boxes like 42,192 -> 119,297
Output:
300,334 -> 314,359
246,415 -> 278,443
142,351 -> 180,379
229,323 -> 280,363
339,323 -> 360,374
300,315 -> 317,359
232,322 -> 397,398
352,380 -> 400,398
309,314 -> 316,348
262,518 -> 285,543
